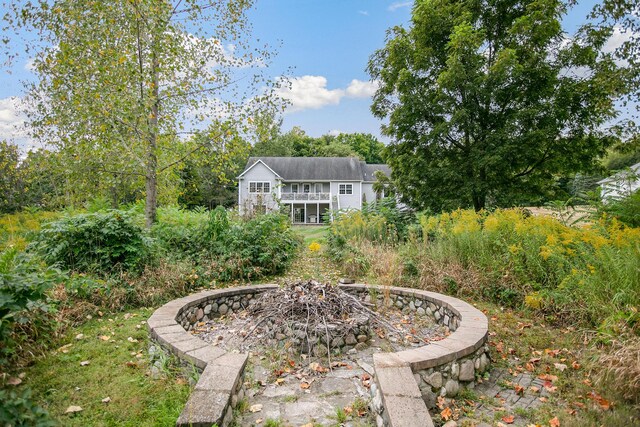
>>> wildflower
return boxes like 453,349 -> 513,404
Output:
524,292 -> 543,310
587,264 -> 596,274
308,241 -> 321,252
540,246 -> 553,260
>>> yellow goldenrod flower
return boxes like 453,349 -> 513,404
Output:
308,241 -> 321,252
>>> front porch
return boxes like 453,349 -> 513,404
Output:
284,202 -> 331,225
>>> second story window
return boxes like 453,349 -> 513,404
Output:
339,184 -> 353,195
291,183 -> 299,193
249,181 -> 271,193
303,183 -> 311,193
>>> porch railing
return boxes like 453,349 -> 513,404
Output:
281,193 -> 330,201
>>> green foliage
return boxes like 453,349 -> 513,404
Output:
0,388 -> 55,427
0,249 -> 60,367
0,140 -> 23,214
204,212 -> 300,281
152,207 -> 299,281
603,190 -> 640,227
369,0 -> 624,212
251,127 -> 386,164
31,210 -> 151,274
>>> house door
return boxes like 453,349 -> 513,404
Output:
294,206 -> 305,223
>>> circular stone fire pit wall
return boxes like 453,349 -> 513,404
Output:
148,284 -> 489,427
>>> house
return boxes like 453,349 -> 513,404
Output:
598,162 -> 640,201
237,157 -> 391,223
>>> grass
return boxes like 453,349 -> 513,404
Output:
292,225 -> 329,246
19,307 -> 192,426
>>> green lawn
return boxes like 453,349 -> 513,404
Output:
292,225 -> 329,246
22,308 -> 192,426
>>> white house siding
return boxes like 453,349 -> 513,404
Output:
238,162 -> 280,215
361,183 -> 378,205
599,163 -> 640,202
330,181 -> 362,210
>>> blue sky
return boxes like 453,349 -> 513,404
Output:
0,0 -> 609,150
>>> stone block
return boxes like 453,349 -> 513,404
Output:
444,379 -> 459,397
196,363 -> 242,393
382,395 -> 434,427
459,360 -> 475,382
183,346 -> 226,370
376,366 -> 421,398
175,389 -> 228,427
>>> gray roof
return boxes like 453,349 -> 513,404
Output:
242,157 -> 389,182
597,162 -> 640,185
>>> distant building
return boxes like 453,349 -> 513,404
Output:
237,157 -> 390,223
598,162 -> 640,201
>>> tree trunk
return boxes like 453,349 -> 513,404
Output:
472,192 -> 485,212
144,53 -> 160,228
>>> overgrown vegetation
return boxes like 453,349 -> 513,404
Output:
0,205 -> 300,424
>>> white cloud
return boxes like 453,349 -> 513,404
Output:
603,26 -> 633,54
358,10 -> 369,16
274,76 -> 380,113
328,129 -> 342,136
346,79 -> 380,98
276,75 -> 344,113
388,1 -> 411,12
0,97 -> 27,140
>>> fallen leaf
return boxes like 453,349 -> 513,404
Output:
57,343 -> 73,353
502,414 -> 515,424
571,361 -> 581,370
436,396 -> 447,409
549,416 -> 560,427
530,386 -> 540,393
587,391 -> 612,410
99,335 -> 110,341
249,404 -> 263,413
275,378 -> 285,385
127,337 -> 138,343
538,374 -> 558,382
125,361 -> 137,368
440,407 -> 452,420
75,334 -> 84,340
300,381 -> 310,389
65,406 -> 83,414
80,361 -> 90,366
525,362 -> 536,372
554,363 -> 567,372
343,406 -> 353,415
7,377 -> 22,386
101,397 -> 111,403
514,384 -> 525,395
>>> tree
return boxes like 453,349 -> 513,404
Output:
334,133 -> 385,163
178,123 -> 250,209
368,0 -> 624,211
0,141 -> 24,213
590,0 -> 639,148
8,0 -> 278,226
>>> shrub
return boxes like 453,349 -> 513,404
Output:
603,190 -> 640,227
598,336 -> 640,403
151,206 -> 210,256
0,387 -> 55,427
31,210 -> 151,274
207,212 -> 300,280
0,249 -> 61,367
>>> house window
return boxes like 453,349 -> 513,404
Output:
314,183 -> 323,193
339,184 -> 353,195
291,183 -> 299,193
249,181 -> 270,193
303,183 -> 311,193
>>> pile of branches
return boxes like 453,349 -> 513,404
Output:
244,280 -> 402,357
